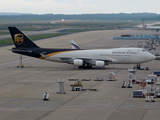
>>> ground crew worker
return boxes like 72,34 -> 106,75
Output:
43,92 -> 49,101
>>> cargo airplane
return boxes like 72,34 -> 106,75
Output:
8,27 -> 155,69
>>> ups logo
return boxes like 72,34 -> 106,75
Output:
14,34 -> 24,45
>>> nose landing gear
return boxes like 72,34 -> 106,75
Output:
134,64 -> 149,70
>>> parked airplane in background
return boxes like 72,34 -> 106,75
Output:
8,27 -> 155,69
142,20 -> 160,32
70,40 -> 80,49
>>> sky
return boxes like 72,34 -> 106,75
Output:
1,0 -> 160,14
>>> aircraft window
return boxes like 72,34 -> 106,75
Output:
142,50 -> 146,51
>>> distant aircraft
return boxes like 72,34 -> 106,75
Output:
70,40 -> 80,49
8,27 -> 155,69
142,20 -> 160,32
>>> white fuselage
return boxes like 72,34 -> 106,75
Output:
44,48 -> 155,65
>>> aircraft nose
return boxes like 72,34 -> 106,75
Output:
149,53 -> 156,61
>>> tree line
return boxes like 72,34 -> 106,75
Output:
0,13 -> 160,22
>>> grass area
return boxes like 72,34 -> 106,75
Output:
0,38 -> 13,44
0,27 -> 111,45
0,20 -> 145,45
29,33 -> 65,40
0,20 -> 141,31
0,32 -> 9,35
65,28 -> 107,32
0,33 -> 65,45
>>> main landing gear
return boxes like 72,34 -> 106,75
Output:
78,64 -> 92,69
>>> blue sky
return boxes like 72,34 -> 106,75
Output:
1,0 -> 160,14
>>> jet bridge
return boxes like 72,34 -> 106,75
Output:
113,34 -> 160,50
113,34 -> 160,40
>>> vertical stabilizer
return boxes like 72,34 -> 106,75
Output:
8,27 -> 39,48
142,20 -> 147,28
70,40 -> 80,49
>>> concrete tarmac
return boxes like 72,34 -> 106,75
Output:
0,30 -> 159,120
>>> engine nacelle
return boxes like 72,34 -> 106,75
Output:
73,59 -> 83,66
95,61 -> 105,67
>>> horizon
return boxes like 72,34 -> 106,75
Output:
0,12 -> 158,16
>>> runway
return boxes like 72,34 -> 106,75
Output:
0,29 -> 159,120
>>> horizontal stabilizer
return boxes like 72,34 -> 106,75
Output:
9,49 -> 32,53
40,53 -> 48,58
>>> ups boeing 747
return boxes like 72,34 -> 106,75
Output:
8,27 -> 155,68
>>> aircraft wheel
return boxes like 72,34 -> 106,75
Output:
87,65 -> 92,69
78,66 -> 83,68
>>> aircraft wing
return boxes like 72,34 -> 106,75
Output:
78,58 -> 113,63
61,57 -> 113,63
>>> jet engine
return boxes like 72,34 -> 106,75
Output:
95,61 -> 105,67
73,59 -> 83,66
